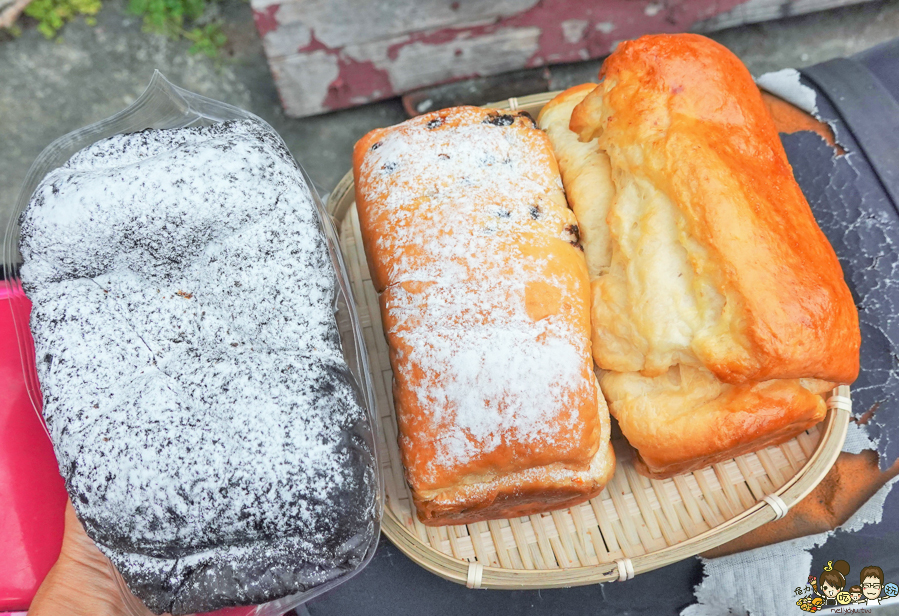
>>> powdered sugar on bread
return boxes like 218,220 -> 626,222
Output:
355,108 -> 601,494
20,120 -> 376,613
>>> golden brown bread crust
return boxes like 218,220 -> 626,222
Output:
539,34 -> 860,479
353,106 -> 614,524
570,33 -> 860,385
380,265 -> 601,486
353,108 -> 577,294
601,367 -> 831,478
414,396 -> 615,525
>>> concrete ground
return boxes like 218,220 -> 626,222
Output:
2,0 -> 899,247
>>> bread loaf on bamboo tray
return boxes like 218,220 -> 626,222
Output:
538,34 -> 860,479
353,107 -> 615,525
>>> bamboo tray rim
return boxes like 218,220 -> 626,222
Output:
326,90 -> 852,589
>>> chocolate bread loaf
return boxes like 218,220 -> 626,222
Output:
19,120 -> 377,614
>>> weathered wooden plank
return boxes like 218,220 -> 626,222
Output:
694,0 -> 873,32
251,0 -> 875,117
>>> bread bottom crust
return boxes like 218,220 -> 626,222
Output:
602,367 -> 832,479
412,439 -> 615,525
631,411 -> 824,479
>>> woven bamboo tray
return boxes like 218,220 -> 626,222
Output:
326,91 -> 852,589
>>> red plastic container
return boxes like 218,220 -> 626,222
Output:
0,285 -> 66,612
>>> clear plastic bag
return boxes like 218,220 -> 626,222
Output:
1,72 -> 382,616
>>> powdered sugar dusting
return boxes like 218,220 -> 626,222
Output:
358,108 -> 597,489
361,109 -> 576,288
19,120 -> 376,614
397,304 -> 587,477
